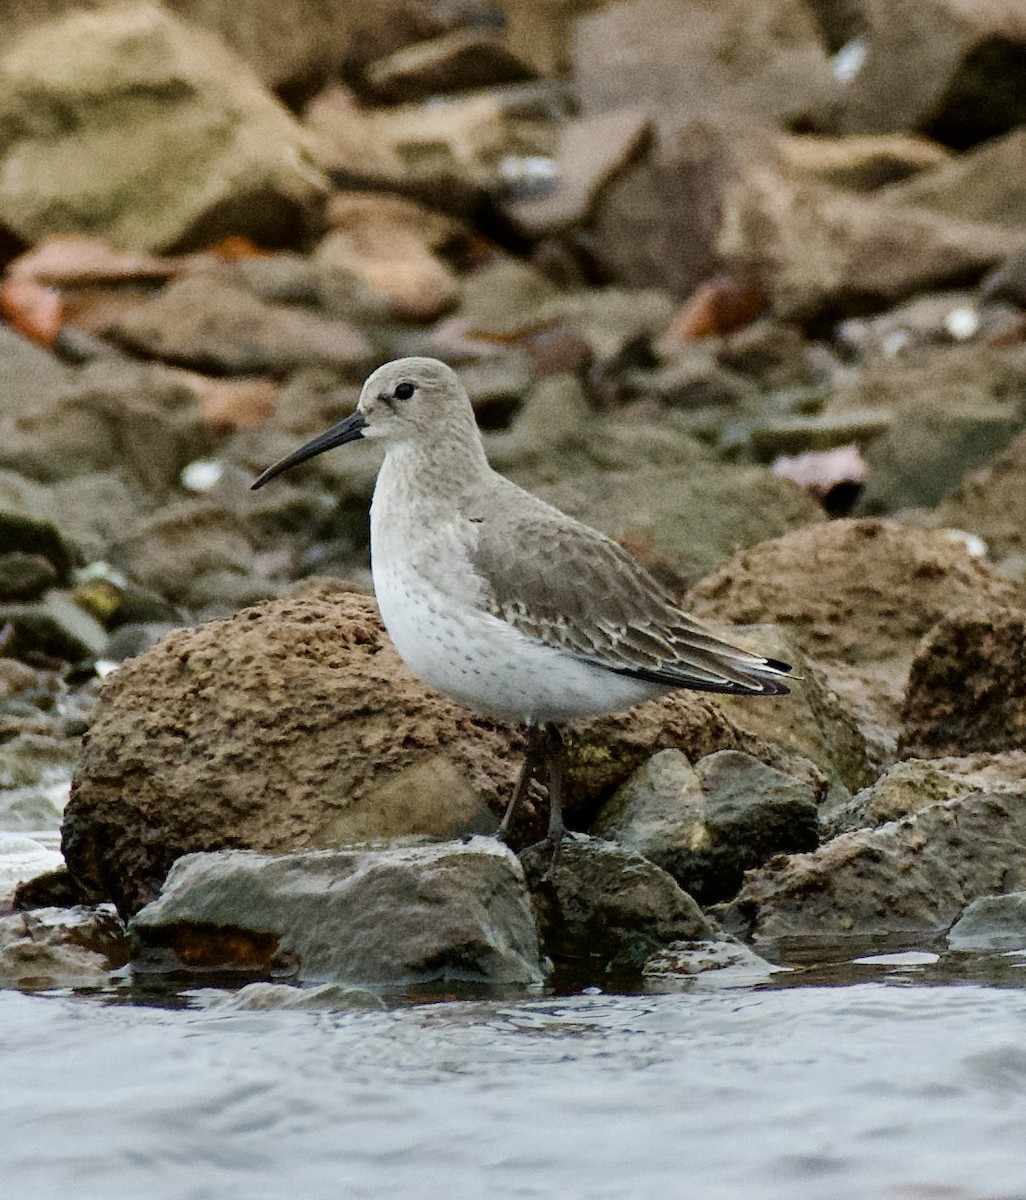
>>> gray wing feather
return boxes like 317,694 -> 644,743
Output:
467,482 -> 790,697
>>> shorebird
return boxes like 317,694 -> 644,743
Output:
252,357 -> 790,865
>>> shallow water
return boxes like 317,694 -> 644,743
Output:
5,968 -> 1026,1200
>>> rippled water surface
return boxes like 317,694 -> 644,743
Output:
5,972 -> 1026,1200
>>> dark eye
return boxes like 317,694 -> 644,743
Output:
393,382 -> 415,401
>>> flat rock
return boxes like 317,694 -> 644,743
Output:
0,2 -> 327,252
899,605 -> 1026,759
821,754 -> 1026,838
594,749 -> 820,905
364,30 -> 535,104
642,938 -> 784,989
520,835 -> 714,975
0,325 -> 73,421
109,274 -> 373,379
948,893 -> 1026,951
718,789 -> 1026,942
506,109 -> 651,235
130,839 -> 544,986
315,192 -> 461,324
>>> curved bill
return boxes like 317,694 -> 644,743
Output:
251,411 -> 368,490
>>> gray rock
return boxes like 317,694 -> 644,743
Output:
948,893 -> 1026,951
130,840 -> 545,987
642,938 -> 785,989
0,903 -> 127,988
718,789 -> 1026,942
204,981 -> 386,1012
0,590 -> 107,663
519,835 -> 715,974
595,750 -> 820,905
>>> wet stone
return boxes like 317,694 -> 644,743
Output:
520,835 -> 715,976
0,904 -> 127,988
948,893 -> 1026,952
130,840 -> 545,987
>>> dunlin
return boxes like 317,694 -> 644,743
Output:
252,357 -> 790,864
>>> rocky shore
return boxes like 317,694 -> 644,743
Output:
4,0 -> 1026,995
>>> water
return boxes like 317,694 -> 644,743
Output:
4,973 -> 1026,1200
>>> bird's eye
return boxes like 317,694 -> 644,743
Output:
393,382 -> 416,401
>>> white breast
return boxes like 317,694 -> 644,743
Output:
369,459 -> 661,725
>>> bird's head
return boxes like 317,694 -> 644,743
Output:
251,357 -> 475,490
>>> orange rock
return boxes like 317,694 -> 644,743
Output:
0,277 -> 62,347
668,276 -> 765,341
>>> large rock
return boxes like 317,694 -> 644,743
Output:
519,835 -> 714,975
718,789 -> 1026,942
899,606 -> 1026,759
688,520 -> 1022,761
840,0 -> 1026,146
130,840 -> 544,986
593,749 -> 820,905
63,591 -> 516,914
109,273 -> 373,378
0,2 -> 327,252
1,0 -> 440,92
591,121 -> 1026,316
572,0 -> 836,136
0,325 -> 73,421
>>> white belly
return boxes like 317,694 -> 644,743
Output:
372,555 -> 661,725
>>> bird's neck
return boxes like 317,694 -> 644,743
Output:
376,430 -> 491,507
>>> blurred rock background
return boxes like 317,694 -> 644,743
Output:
5,0 -> 1026,985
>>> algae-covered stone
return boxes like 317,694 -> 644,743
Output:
130,840 -> 545,986
520,835 -> 714,975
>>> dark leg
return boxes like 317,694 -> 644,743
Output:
497,724 -> 544,842
542,722 -> 566,877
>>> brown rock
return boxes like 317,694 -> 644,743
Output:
0,3 -> 328,252
841,0 -> 1026,146
572,0 -> 836,137
718,790 -> 1026,942
0,0 -> 441,92
688,520 -> 1021,761
364,30 -> 535,104
315,192 -> 462,324
776,133 -> 951,192
899,605 -> 1026,759
109,273 -> 373,378
63,590 -> 763,915
506,109 -> 651,235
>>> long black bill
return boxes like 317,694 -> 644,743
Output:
250,411 -> 368,490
